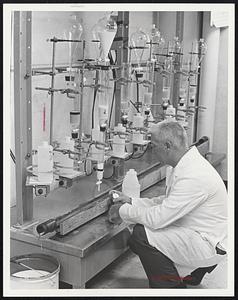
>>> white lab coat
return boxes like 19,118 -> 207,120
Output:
119,146 -> 227,271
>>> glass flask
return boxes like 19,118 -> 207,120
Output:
169,37 -> 182,55
63,14 -> 83,68
162,75 -> 171,102
190,38 -> 207,72
148,24 -> 163,60
197,38 -> 208,64
121,63 -> 132,115
130,28 -> 149,70
169,37 -> 182,67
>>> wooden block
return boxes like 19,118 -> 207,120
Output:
59,197 -> 110,235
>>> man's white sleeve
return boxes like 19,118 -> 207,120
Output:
132,196 -> 165,208
119,177 -> 208,229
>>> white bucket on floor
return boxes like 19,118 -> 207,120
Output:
10,253 -> 60,289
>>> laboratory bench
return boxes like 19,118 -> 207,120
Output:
10,144 -> 226,289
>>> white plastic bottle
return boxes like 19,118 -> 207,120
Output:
133,113 -> 144,128
112,123 -> 126,157
122,169 -> 140,198
37,141 -> 53,182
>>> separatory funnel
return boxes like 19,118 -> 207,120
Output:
95,13 -> 117,62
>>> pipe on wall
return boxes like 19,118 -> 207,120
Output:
196,12 -> 221,152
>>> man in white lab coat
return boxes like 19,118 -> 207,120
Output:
109,120 -> 227,288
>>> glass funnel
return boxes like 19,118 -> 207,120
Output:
91,23 -> 101,61
95,13 -> 117,62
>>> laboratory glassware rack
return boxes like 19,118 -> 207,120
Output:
13,11 -> 206,225
13,11 -> 129,224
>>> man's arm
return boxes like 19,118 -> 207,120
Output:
108,190 -> 166,224
119,177 -> 208,229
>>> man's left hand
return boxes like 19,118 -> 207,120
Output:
108,202 -> 124,225
109,190 -> 132,204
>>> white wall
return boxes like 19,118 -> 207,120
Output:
158,12 -> 177,42
212,27 -> 228,180
197,12 -> 228,180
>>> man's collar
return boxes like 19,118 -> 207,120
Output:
173,146 -> 198,175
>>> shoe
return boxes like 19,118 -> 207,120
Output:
183,265 -> 217,286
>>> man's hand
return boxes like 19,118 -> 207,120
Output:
109,190 -> 132,205
108,190 -> 132,224
108,202 -> 124,225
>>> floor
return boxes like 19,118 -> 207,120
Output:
85,249 -> 228,289
60,248 -> 227,289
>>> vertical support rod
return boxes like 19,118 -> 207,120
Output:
14,11 -> 33,223
152,12 -> 158,27
49,39 -> 56,145
79,40 -> 86,141
193,11 -> 204,142
172,12 -> 184,108
114,11 -> 129,126
196,12 -> 220,151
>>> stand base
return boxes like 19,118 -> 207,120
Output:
26,176 -> 53,186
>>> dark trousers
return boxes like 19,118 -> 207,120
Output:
128,224 -> 186,288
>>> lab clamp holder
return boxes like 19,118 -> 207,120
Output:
28,13 -> 132,193
151,36 -> 208,126
31,34 -> 116,192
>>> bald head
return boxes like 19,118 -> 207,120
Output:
150,120 -> 189,150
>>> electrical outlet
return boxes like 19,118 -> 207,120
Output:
110,157 -> 121,167
58,177 -> 73,188
35,185 -> 50,197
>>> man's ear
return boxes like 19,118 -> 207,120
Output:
165,140 -> 173,150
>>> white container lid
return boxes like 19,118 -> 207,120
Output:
128,168 -> 137,174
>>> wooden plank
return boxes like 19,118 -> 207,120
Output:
59,197 -> 111,235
